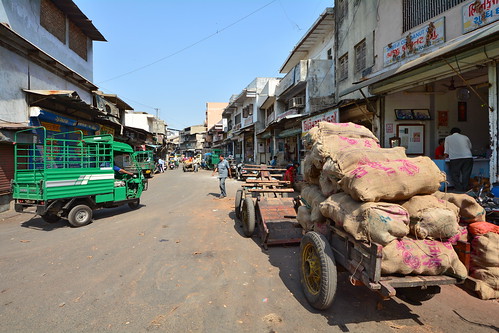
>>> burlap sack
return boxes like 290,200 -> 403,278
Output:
303,153 -> 321,185
448,225 -> 469,245
303,122 -> 379,148
471,267 -> 499,299
433,191 -> 486,223
381,238 -> 468,279
319,193 -> 409,246
471,232 -> 499,268
473,277 -> 499,300
401,195 -> 460,240
323,147 -> 407,179
314,136 -> 380,161
319,172 -> 341,197
297,206 -> 313,231
301,184 -> 327,224
339,156 -> 446,202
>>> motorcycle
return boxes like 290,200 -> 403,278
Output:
169,161 -> 176,170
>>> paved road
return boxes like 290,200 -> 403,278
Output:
0,169 -> 497,332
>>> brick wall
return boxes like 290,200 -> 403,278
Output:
40,0 -> 66,43
69,20 -> 88,60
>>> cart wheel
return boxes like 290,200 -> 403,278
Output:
67,204 -> 93,227
41,213 -> 60,223
397,286 -> 440,303
183,166 -> 186,172
241,197 -> 255,237
128,199 -> 140,210
300,231 -> 337,310
235,189 -> 243,220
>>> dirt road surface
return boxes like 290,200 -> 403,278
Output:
0,169 -> 497,332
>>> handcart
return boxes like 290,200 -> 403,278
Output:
300,224 -> 463,310
234,164 -> 303,248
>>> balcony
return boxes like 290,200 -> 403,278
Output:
275,60 -> 308,97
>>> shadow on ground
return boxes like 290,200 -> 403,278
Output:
21,204 -> 146,231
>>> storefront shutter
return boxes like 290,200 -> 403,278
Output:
0,143 -> 15,194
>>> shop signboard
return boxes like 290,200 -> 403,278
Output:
301,109 -> 339,136
383,17 -> 445,66
462,0 -> 499,33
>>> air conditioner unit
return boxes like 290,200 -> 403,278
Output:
290,96 -> 305,108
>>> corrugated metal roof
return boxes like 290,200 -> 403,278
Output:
280,7 -> 334,73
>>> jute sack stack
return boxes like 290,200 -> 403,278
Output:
301,184 -> 327,224
322,147 -> 407,179
381,238 -> 468,279
319,193 -> 410,246
339,156 -> 446,202
432,191 -> 486,223
296,206 -> 314,231
401,195 -> 460,240
470,233 -> 499,299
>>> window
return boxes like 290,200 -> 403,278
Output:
235,113 -> 241,125
40,0 -> 66,43
327,48 -> 333,60
355,39 -> 366,73
338,53 -> 348,81
402,0 -> 466,32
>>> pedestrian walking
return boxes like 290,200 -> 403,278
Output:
444,127 -> 473,192
158,158 -> 165,173
212,154 -> 231,198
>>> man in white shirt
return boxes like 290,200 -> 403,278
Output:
444,127 -> 473,192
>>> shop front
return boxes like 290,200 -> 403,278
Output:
29,108 -> 100,140
368,23 -> 499,183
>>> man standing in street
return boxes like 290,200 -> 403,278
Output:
445,127 -> 473,192
212,154 -> 231,198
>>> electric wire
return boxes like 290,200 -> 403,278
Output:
97,0 -> 278,84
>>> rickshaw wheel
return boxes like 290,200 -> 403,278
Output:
68,204 -> 93,227
241,197 -> 255,237
235,189 -> 243,220
300,231 -> 337,310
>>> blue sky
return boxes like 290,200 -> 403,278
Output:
74,0 -> 333,129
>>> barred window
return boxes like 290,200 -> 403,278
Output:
339,53 -> 348,81
355,39 -> 366,72
40,0 -> 66,43
403,0 -> 467,32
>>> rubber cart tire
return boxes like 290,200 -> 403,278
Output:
128,199 -> 140,210
241,197 -> 255,237
41,213 -> 60,223
235,189 -> 243,220
67,204 -> 93,227
300,231 -> 337,310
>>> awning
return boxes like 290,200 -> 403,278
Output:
146,144 -> 161,148
278,128 -> 302,138
340,23 -> 499,97
24,89 -> 100,115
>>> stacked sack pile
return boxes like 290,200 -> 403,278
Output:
298,122 -> 469,281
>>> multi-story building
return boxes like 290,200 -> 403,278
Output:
203,102 -> 228,152
179,125 -> 206,155
0,0 -> 106,211
343,0 -> 499,183
222,78 -> 276,163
